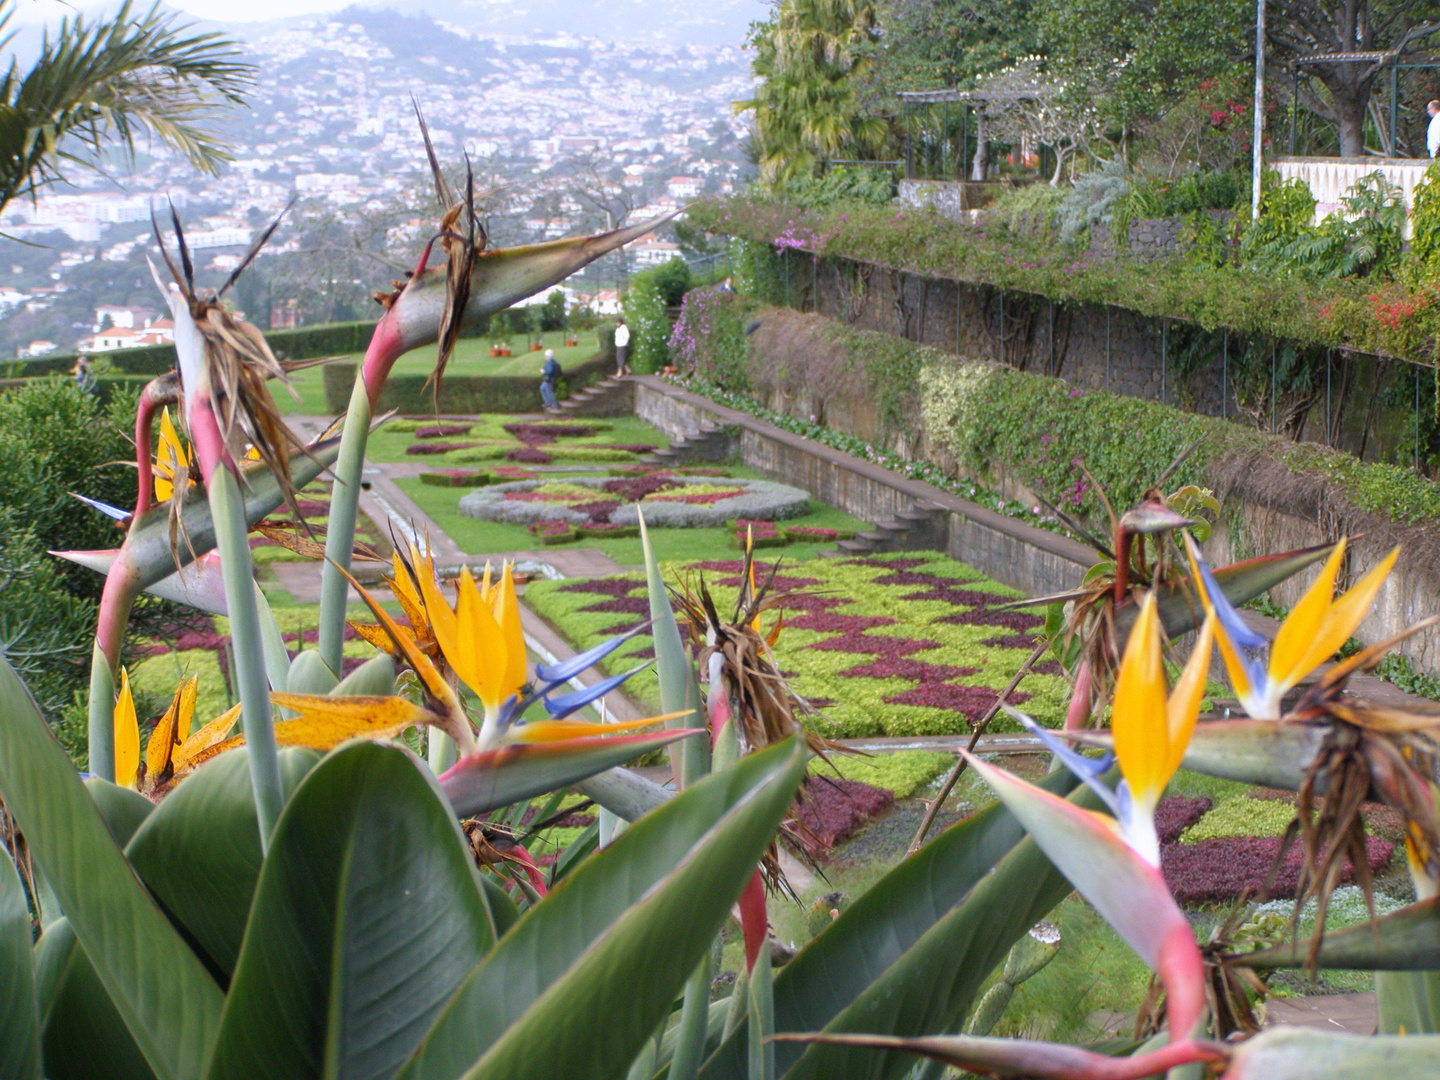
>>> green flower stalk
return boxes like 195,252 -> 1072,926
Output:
315,212 -> 681,674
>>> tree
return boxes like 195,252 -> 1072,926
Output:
736,0 -> 891,183
1268,0 -> 1440,158
1035,0 -> 1252,159
868,0 -> 1041,97
0,1 -> 253,219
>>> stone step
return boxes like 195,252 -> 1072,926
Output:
835,538 -> 875,554
874,520 -> 910,537
856,530 -> 894,546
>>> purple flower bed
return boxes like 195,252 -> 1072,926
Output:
492,465 -> 539,480
603,476 -> 678,502
406,442 -> 480,455
415,423 -> 473,439
794,776 -> 895,851
785,525 -> 848,542
526,520 -> 577,545
506,446 -> 553,463
504,422 -> 597,446
1161,835 -> 1395,905
1154,796 -> 1213,845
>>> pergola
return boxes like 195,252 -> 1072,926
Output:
896,88 -> 1041,181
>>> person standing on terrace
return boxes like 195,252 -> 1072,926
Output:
540,348 -> 561,412
1429,100 -> 1440,159
613,317 -> 631,377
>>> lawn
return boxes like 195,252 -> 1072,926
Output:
278,329 -> 605,416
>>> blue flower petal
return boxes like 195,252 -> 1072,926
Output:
72,493 -> 129,521
1193,556 -> 1267,650
541,664 -> 648,719
534,621 -> 652,686
1006,706 -> 1120,817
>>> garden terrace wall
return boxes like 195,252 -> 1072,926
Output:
322,355 -> 608,414
633,374 -> 1098,601
729,308 -> 1440,676
769,253 -> 1423,469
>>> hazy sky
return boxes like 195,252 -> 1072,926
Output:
15,0 -> 361,24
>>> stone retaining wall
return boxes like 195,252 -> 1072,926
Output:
634,376 -> 1096,600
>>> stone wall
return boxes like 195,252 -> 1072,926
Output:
786,253 -> 1416,466
634,376 -> 1095,600
1086,212 -> 1235,262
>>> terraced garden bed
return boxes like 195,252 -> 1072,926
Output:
524,550 -> 1073,737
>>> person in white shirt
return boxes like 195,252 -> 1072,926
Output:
613,317 -> 631,377
1428,101 -> 1440,159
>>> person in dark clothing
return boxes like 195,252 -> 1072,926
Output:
540,349 -> 562,411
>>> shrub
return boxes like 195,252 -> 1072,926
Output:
987,183 -> 1065,242
649,256 -> 694,308
1409,158 -> 1440,274
1056,160 -> 1131,246
621,266 -> 672,374
774,164 -> 896,209
667,285 -> 752,389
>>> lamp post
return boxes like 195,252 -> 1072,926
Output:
1251,0 -> 1266,219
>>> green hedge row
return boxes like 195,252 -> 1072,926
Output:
12,319 -> 381,378
321,354 -> 609,414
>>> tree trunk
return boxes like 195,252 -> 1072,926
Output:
1335,88 -> 1369,158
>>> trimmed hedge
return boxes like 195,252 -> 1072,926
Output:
11,319 -> 381,378
322,354 -> 608,414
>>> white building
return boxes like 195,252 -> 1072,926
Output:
666,176 -> 703,199
78,319 -> 174,354
94,305 -> 159,331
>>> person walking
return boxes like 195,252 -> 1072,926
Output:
540,348 -> 562,412
613,317 -> 631,377
1429,100 -> 1440,159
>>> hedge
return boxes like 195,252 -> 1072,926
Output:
10,319 -> 382,378
322,354 -> 609,414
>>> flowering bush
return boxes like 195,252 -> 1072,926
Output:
666,285 -> 752,389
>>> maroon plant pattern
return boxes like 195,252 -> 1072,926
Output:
406,442 -> 480,455
794,776 -> 895,852
1161,836 -> 1394,905
415,423 -> 473,438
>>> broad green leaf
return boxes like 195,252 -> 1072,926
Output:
32,919 -> 155,1080
1075,720 -> 1324,792
440,729 -> 696,817
697,768 -> 1081,1080
0,655 -> 223,1080
577,766 -> 672,821
774,787 -> 1108,1080
206,741 -> 499,1080
1227,1026 -> 1440,1078
398,737 -> 809,1080
0,850 -> 40,1079
1245,896 -> 1440,971
254,582 -> 293,692
285,649 -> 338,695
332,653 -> 398,697
1377,971 -> 1440,1034
640,511 -> 707,787
83,779 -> 153,847
124,748 -> 321,981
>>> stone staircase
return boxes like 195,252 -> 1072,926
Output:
637,421 -> 737,466
555,375 -> 635,418
820,499 -> 950,558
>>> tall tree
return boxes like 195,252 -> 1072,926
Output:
0,0 -> 252,219
1269,0 -> 1440,158
736,0 -> 891,182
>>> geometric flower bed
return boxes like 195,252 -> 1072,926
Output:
1152,793 -> 1398,905
522,550 -> 1072,738
458,476 -> 811,531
